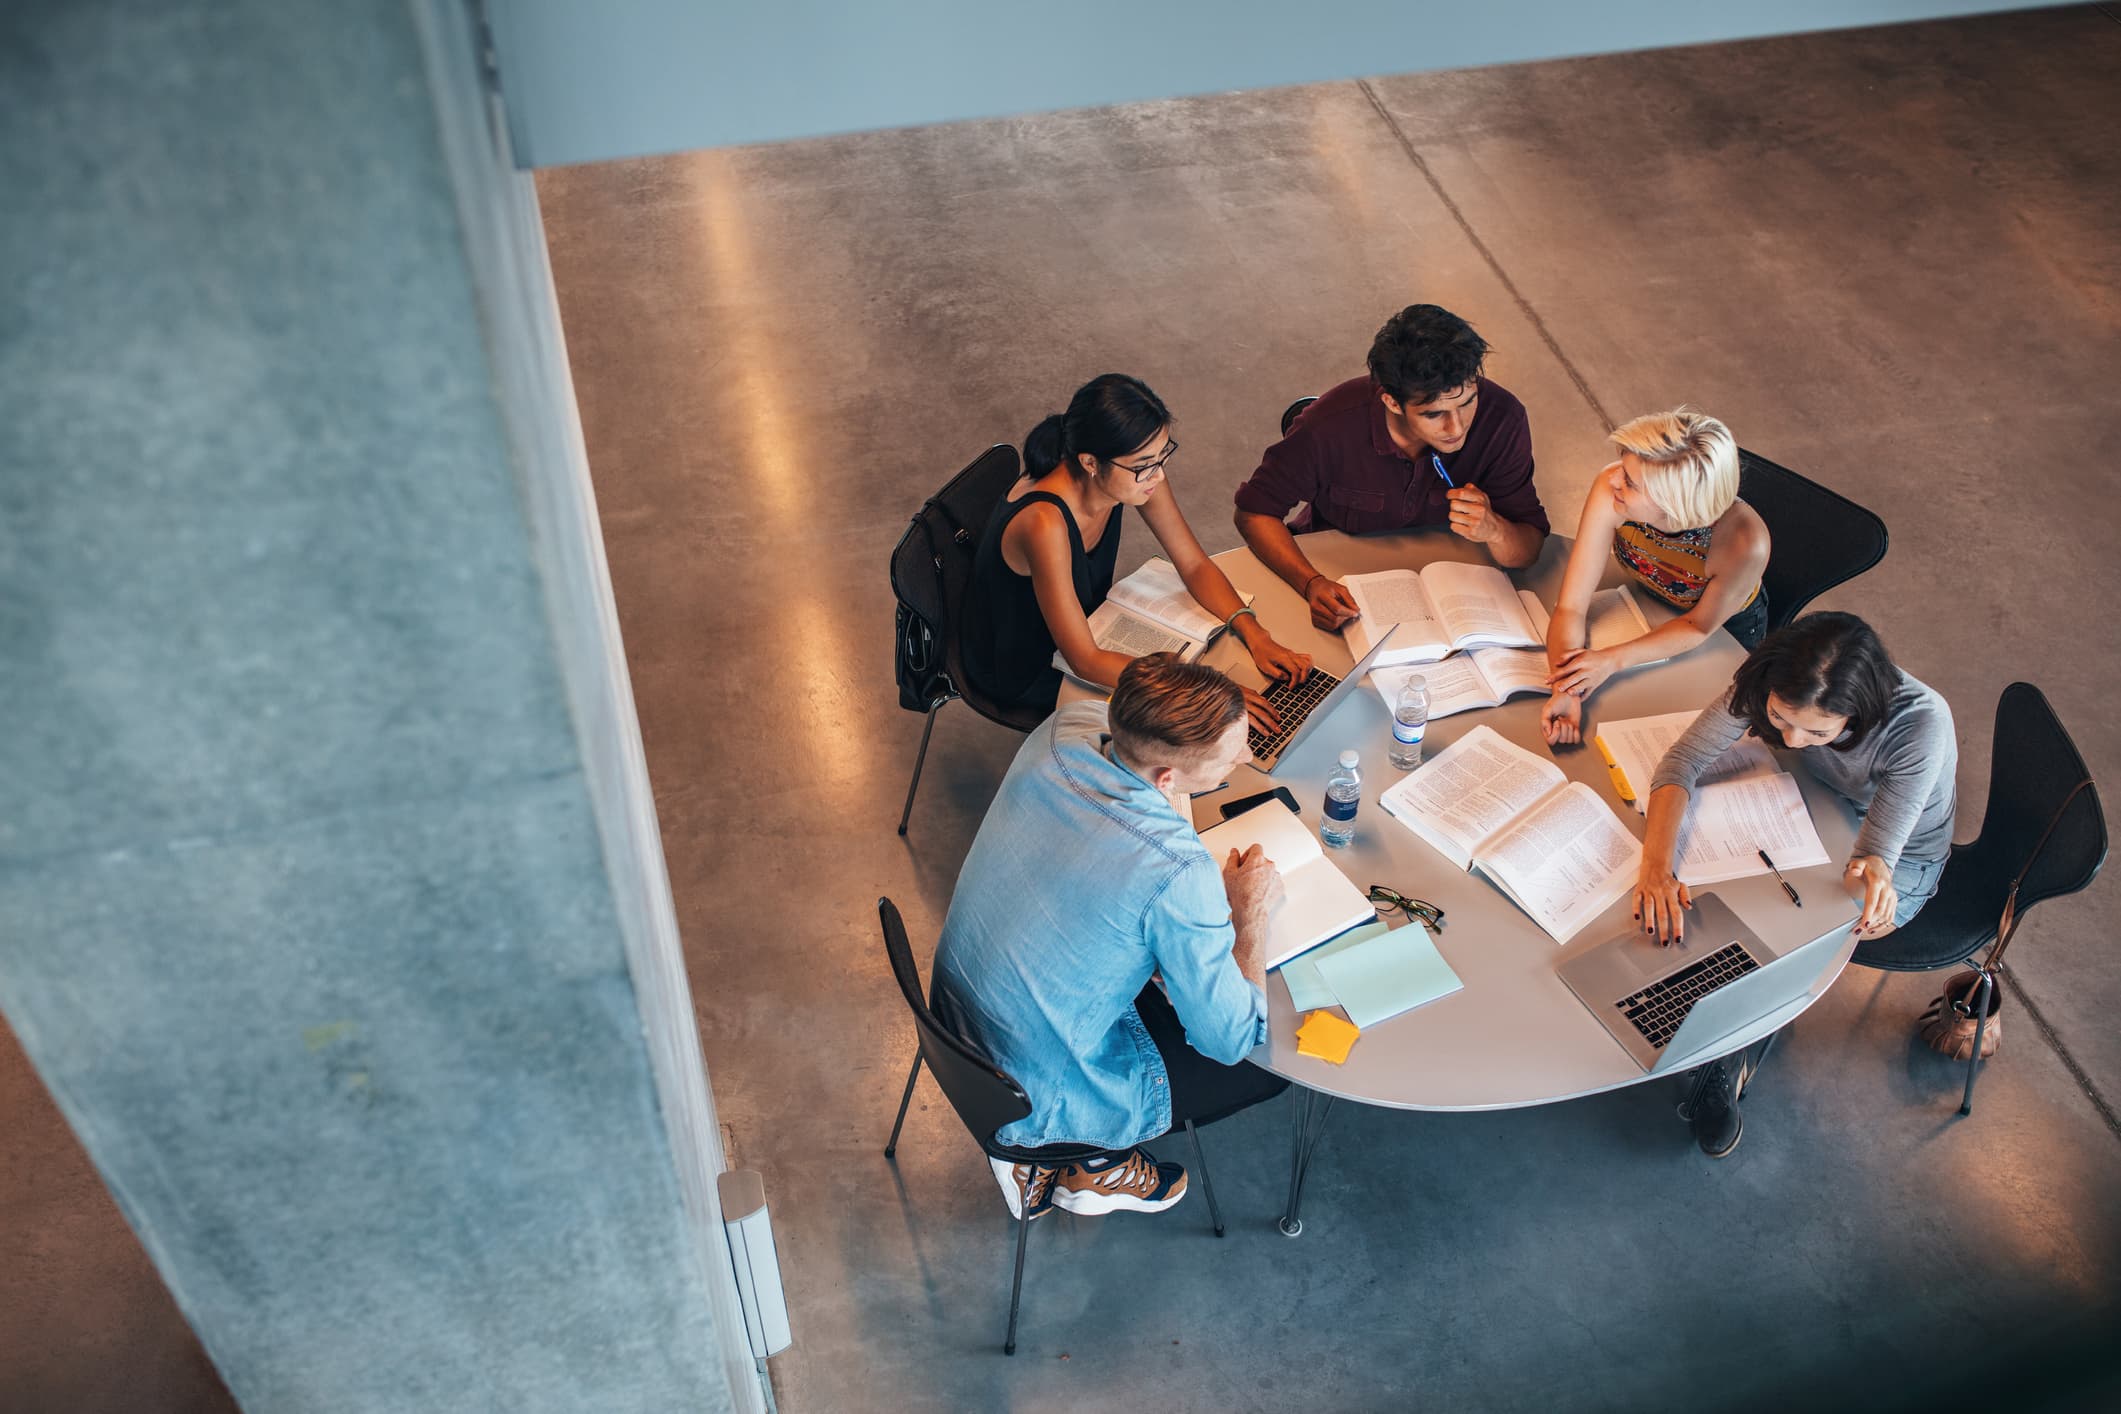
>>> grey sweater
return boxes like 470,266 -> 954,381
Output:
1649,670 -> 1957,867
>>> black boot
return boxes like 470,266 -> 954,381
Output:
1680,1058 -> 1744,1158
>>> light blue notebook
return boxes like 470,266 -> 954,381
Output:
1278,920 -> 1390,1012
1312,923 -> 1465,1029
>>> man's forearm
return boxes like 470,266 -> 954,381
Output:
1235,510 -> 1322,594
1228,913 -> 1268,988
1486,516 -> 1546,570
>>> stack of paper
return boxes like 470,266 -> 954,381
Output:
1278,919 -> 1464,1028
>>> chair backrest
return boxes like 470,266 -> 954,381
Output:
878,897 -> 1031,1153
1960,683 -> 2108,921
888,445 -> 1023,713
1280,395 -> 1319,438
1736,450 -> 1888,631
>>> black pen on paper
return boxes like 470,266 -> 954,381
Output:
1758,849 -> 1803,907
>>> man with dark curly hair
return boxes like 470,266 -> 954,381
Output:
1235,304 -> 1550,629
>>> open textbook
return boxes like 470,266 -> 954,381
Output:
1592,711 -> 1829,884
1370,649 -> 1554,720
1054,557 -> 1250,674
1196,800 -> 1375,971
1341,562 -> 1543,666
1519,585 -> 1653,653
1366,586 -> 1653,721
1378,726 -> 1642,942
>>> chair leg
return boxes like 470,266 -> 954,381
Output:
1959,970 -> 1996,1117
1183,1119 -> 1224,1238
1003,1195 -> 1035,1356
883,1051 -> 922,1159
896,696 -> 950,836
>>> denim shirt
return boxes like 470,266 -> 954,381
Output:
932,702 -> 1270,1151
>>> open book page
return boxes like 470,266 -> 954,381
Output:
1369,648 -> 1552,721
1670,772 -> 1831,885
1476,782 -> 1643,942
1198,802 -> 1374,969
1519,585 -> 1653,651
1369,657 -> 1495,719
1341,570 -> 1450,664
1464,646 -> 1552,699
1104,557 -> 1245,641
1418,560 -> 1540,648
1595,710 -> 1778,812
1378,724 -> 1565,870
1055,601 -> 1196,678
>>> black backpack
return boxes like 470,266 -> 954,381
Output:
888,446 -> 1022,713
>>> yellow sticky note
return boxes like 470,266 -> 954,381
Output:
1295,1010 -> 1361,1065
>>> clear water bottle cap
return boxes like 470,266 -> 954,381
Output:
1338,749 -> 1359,767
1407,675 -> 1426,690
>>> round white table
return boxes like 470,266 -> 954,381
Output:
1177,530 -> 1862,1233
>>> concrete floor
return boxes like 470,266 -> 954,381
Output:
4,9 -> 2118,1413
536,8 -> 2121,1411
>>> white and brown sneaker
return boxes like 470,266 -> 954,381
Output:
1049,1148 -> 1189,1216
988,1157 -> 1059,1220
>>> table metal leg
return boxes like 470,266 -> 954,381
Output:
1279,1088 -> 1335,1238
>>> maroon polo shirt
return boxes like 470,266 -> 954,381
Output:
1234,375 -> 1549,537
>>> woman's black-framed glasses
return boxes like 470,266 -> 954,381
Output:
1114,440 -> 1178,482
1367,884 -> 1445,930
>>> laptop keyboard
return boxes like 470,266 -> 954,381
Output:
1248,666 -> 1344,761
1617,942 -> 1760,1050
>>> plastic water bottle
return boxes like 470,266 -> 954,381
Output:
1321,749 -> 1361,849
1390,676 -> 1430,771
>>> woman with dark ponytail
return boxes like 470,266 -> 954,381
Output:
963,374 -> 1313,728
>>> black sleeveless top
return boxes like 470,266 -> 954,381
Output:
962,490 -> 1125,709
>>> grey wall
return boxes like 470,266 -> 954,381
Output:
487,0 -> 2045,166
0,1 -> 751,1409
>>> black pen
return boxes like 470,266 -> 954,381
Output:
1758,849 -> 1803,907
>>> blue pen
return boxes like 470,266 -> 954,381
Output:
1430,453 -> 1455,489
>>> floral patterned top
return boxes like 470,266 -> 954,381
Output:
1613,515 -> 1761,610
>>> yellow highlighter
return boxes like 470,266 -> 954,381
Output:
1592,736 -> 1637,805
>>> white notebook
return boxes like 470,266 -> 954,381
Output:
1196,803 -> 1376,971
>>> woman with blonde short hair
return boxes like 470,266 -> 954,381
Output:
1540,408 -> 1770,747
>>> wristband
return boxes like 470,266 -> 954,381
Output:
1225,606 -> 1259,631
1302,573 -> 1327,597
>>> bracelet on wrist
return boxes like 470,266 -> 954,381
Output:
1225,605 -> 1260,632
1301,573 -> 1326,597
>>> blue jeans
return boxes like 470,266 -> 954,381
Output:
1891,853 -> 1946,927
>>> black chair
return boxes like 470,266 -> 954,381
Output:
1280,395 -> 1318,438
889,446 -> 1048,836
1850,683 -> 2106,1114
1736,450 -> 1889,631
878,898 -> 1225,1355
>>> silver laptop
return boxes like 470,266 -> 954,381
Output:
1557,892 -> 1853,1073
1248,623 -> 1401,775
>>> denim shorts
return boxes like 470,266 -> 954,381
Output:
1890,853 -> 1947,927
1721,591 -> 1770,651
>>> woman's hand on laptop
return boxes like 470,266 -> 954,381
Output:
1633,863 -> 1693,946
1244,633 -> 1313,688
